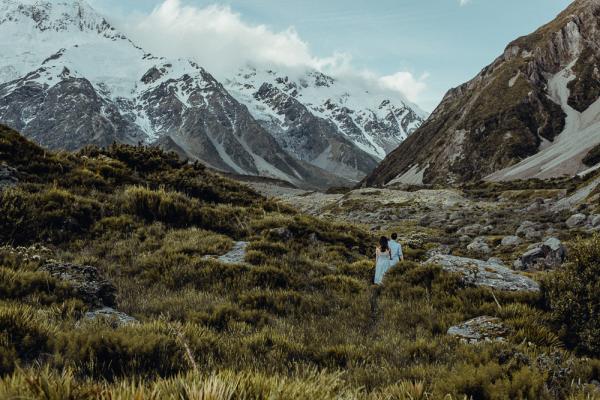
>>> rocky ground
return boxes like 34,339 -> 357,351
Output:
250,179 -> 600,342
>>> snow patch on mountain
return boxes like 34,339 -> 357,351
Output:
225,66 -> 427,160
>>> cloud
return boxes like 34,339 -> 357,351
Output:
378,72 -> 429,103
121,0 -> 427,103
459,0 -> 471,6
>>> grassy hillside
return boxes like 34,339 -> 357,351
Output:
1,125 -> 600,399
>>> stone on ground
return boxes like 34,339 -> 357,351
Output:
218,241 -> 249,264
501,235 -> 522,247
516,237 -> 566,271
40,262 -> 117,308
448,316 -> 508,343
425,254 -> 540,292
467,237 -> 491,255
566,213 -> 587,228
83,307 -> 138,327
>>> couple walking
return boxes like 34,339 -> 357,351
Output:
374,233 -> 404,285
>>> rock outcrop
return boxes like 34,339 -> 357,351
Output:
83,307 -> 138,327
426,254 -> 540,292
448,316 -> 508,344
40,261 -> 116,308
514,238 -> 567,270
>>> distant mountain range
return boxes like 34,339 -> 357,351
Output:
0,0 -> 425,189
364,0 -> 600,187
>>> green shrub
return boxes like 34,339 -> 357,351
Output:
56,324 -> 186,380
0,305 -> 52,375
247,240 -> 288,257
238,290 -> 326,317
123,186 -> 198,227
0,187 -> 103,244
542,235 -> 600,356
0,268 -> 76,305
249,265 -> 292,289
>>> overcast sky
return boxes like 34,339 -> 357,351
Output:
89,0 -> 572,111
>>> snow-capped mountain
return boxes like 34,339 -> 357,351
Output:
0,0 -> 356,189
0,0 -> 425,188
224,66 -> 427,160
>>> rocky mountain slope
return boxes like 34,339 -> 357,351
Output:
0,0 -> 425,188
364,0 -> 600,187
225,67 -> 426,180
0,0 -> 356,189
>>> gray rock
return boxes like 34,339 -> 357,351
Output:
449,211 -> 465,222
40,262 -> 116,308
448,316 -> 508,344
566,213 -> 587,228
467,237 -> 491,255
425,245 -> 452,259
482,225 -> 494,234
501,235 -> 521,247
426,254 -> 540,292
0,163 -> 18,191
588,215 -> 600,227
83,307 -> 137,327
217,241 -> 248,264
517,237 -> 566,271
459,235 -> 471,243
516,221 -> 541,240
487,257 -> 505,266
457,224 -> 483,236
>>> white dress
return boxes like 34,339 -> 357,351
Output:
374,248 -> 392,285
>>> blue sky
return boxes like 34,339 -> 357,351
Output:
90,0 -> 572,111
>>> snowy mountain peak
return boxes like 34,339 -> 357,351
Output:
0,0 -> 114,36
225,65 -> 427,160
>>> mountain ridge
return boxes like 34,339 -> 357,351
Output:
0,0 -> 425,189
363,0 -> 600,187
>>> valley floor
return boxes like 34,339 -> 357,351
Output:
1,128 -> 600,399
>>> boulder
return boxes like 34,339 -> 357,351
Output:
501,235 -> 521,247
457,224 -> 483,236
425,254 -> 540,292
0,163 -> 18,191
588,215 -> 600,227
459,235 -> 471,243
40,262 -> 116,308
516,237 -> 566,271
425,245 -> 452,259
467,237 -> 491,255
448,316 -> 508,344
516,221 -> 542,240
83,307 -> 138,327
217,241 -> 248,264
566,213 -> 587,228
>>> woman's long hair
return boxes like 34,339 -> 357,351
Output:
379,236 -> 389,253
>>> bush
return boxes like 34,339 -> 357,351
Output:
56,324 -> 186,380
249,266 -> 293,289
0,187 -> 103,244
0,305 -> 52,375
542,235 -> 600,356
123,186 -> 198,227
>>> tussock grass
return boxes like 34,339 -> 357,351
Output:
1,126 -> 600,398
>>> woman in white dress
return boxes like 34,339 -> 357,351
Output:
374,236 -> 392,285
